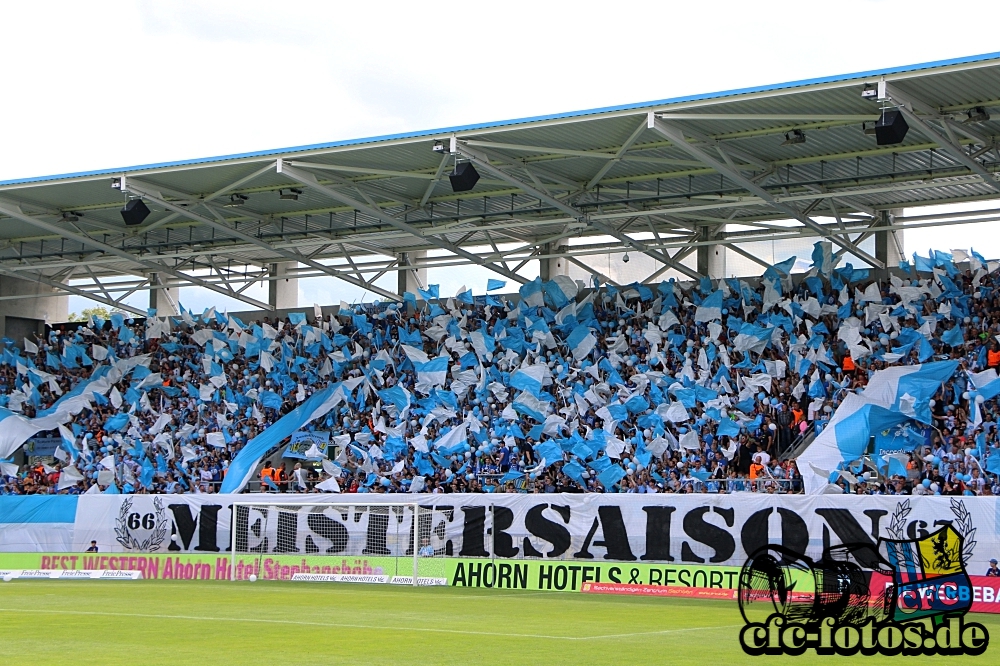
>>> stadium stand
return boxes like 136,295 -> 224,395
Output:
0,243 -> 998,498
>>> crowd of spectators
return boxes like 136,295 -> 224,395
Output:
2,244 -> 1000,498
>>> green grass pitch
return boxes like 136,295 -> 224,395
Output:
1,580 -> 998,665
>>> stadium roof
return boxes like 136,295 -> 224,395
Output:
3,50 -> 1000,313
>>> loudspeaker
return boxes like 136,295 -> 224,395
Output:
120,199 -> 151,226
448,162 -> 480,192
875,109 -> 908,146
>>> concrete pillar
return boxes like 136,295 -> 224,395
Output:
148,273 -> 179,316
876,208 -> 904,266
696,230 -> 727,279
539,240 -> 569,281
269,262 -> 298,309
396,251 -> 427,296
0,273 -> 69,340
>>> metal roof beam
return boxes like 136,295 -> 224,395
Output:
123,179 -> 402,302
275,159 -> 529,285
0,197 -> 275,311
0,263 -> 146,316
585,118 -> 649,191
657,114 -> 876,121
646,113 -> 885,269
886,85 -> 1000,195
452,140 -> 704,280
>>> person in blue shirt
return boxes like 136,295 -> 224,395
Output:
987,558 -> 1000,577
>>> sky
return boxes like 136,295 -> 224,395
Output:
1,1 -> 998,316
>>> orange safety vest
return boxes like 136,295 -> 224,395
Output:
989,350 -> 1000,367
749,463 -> 764,480
842,355 -> 856,372
260,467 -> 274,483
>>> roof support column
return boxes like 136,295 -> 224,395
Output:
539,239 -> 569,281
696,229 -> 727,280
148,273 -> 179,316
269,263 -> 298,310
396,251 -> 427,296
875,209 -> 904,281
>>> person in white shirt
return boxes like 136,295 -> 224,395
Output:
292,463 -> 308,492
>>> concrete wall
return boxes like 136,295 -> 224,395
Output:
0,274 -> 68,341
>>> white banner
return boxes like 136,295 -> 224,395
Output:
2,494 -> 997,573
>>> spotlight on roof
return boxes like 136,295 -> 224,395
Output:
965,106 -> 991,124
279,188 -> 302,201
622,252 -> 630,263
874,109 -> 909,146
224,194 -> 249,207
448,161 -> 480,192
61,211 -> 82,222
782,129 -> 806,145
120,199 -> 151,226
432,140 -> 446,153
110,178 -> 122,189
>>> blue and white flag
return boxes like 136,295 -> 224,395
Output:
486,279 -> 506,292
509,365 -> 546,396
519,277 -> 545,308
799,361 -> 958,493
220,384 -> 346,493
414,357 -> 448,387
513,391 -> 548,423
810,241 -> 834,275
566,325 -> 597,361
694,290 -> 723,323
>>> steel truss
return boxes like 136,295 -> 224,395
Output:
1,57 -> 1000,313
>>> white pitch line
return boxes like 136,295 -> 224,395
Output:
0,608 -> 733,641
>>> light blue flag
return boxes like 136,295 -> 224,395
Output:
772,256 -> 796,275
912,253 -> 934,273
562,461 -> 586,487
378,386 -> 411,413
941,326 -> 964,347
597,464 -> 626,490
500,470 -> 525,483
987,450 -> 1000,475
486,279 -> 506,292
717,418 -> 741,438
288,312 -> 306,325
418,285 -> 440,301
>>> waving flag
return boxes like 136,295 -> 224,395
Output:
694,290 -> 723,323
220,384 -> 346,493
799,361 -> 959,493
566,325 -> 597,361
486,279 -> 506,291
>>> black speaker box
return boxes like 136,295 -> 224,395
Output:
449,162 -> 480,192
120,199 -> 151,226
875,109 -> 908,146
